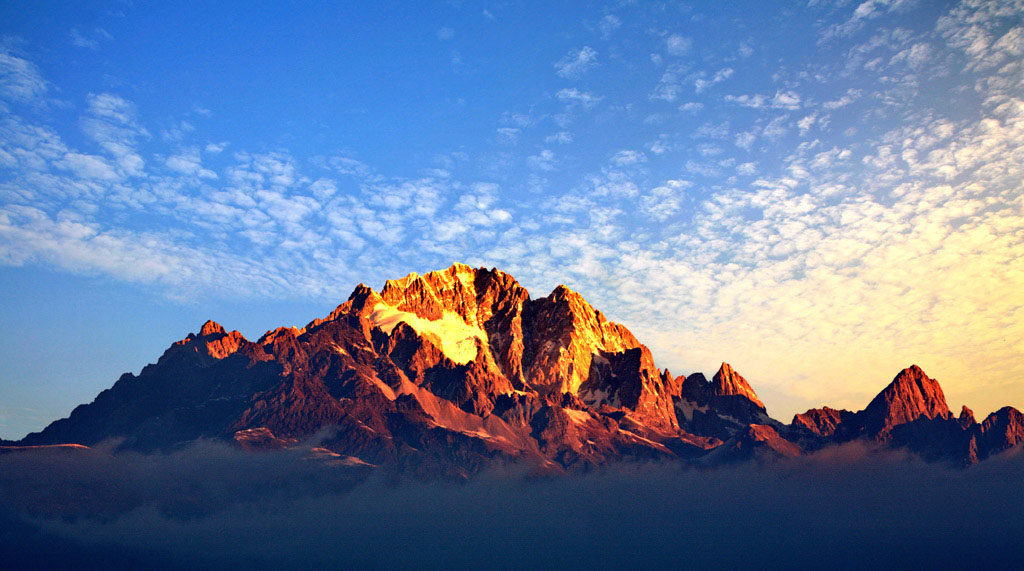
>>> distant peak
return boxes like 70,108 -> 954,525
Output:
552,284 -> 577,296
199,320 -> 226,336
891,365 -> 942,393
890,365 -> 939,391
711,362 -> 766,410
959,405 -> 976,428
685,372 -> 708,384
348,283 -> 374,299
860,365 -> 951,434
346,282 -> 383,307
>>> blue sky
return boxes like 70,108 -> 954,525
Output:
2,0 -> 1023,439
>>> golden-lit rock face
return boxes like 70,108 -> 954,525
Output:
710,363 -> 765,410
336,263 -> 677,429
522,284 -> 642,395
162,319 -> 253,365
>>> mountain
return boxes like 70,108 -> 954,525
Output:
856,364 -> 952,437
792,365 -> 1022,465
15,263 -> 1024,474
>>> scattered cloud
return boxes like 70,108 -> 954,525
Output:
735,131 -> 756,150
694,68 -> 734,93
556,88 -> 602,108
819,0 -> 915,43
545,131 -> 573,144
205,142 -> 228,153
495,127 -> 520,143
610,149 -> 646,166
69,28 -> 112,49
599,15 -> 622,39
554,46 -> 598,79
640,179 -> 690,221
666,34 -> 692,56
527,149 -> 556,171
724,91 -> 801,110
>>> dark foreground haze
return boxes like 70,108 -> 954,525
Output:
1,441 -> 1021,570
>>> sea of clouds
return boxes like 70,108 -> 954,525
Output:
1,440 -> 1021,570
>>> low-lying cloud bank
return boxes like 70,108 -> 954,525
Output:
1,442 -> 1022,570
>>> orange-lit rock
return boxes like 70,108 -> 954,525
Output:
792,406 -> 854,437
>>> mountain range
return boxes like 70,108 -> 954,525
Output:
9,263 -> 1023,476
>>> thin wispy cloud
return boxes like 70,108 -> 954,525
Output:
555,87 -> 602,108
665,34 -> 692,56
599,15 -> 621,39
554,46 -> 598,79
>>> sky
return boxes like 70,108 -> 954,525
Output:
1,0 -> 1022,439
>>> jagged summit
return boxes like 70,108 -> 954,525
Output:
859,364 -> 951,436
14,264 -> 1023,473
711,362 -> 766,410
959,406 -> 976,428
199,320 -> 227,336
791,406 -> 854,438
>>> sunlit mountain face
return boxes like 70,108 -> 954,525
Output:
2,1 -> 1023,568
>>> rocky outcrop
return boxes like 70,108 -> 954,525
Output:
792,406 -> 855,438
674,364 -> 773,440
978,406 -> 1024,455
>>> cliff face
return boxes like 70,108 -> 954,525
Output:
16,264 -> 1024,474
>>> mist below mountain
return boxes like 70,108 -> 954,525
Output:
2,439 -> 1022,570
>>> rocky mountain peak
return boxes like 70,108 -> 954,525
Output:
707,423 -> 802,463
522,281 -> 643,396
710,363 -> 765,410
859,365 -> 951,437
347,283 -> 383,310
199,320 -> 227,337
979,407 -> 1024,454
791,406 -> 854,437
959,405 -> 976,428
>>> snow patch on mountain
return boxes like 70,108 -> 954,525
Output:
368,302 -> 488,364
